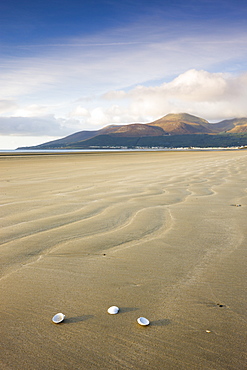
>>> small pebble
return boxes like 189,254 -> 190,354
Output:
217,303 -> 225,307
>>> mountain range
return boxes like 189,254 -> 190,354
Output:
19,113 -> 247,149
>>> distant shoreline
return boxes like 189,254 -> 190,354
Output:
0,147 -> 246,156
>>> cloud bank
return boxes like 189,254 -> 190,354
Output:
1,69 -> 247,141
70,69 -> 247,126
0,116 -> 80,136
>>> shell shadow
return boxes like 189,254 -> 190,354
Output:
150,319 -> 171,327
119,307 -> 139,314
65,315 -> 94,324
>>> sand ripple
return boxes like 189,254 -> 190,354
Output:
1,151 -> 247,369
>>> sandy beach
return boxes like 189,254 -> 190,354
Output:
1,150 -> 246,369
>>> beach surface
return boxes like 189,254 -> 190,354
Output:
1,150 -> 246,369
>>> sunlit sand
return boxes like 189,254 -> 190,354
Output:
1,151 -> 246,369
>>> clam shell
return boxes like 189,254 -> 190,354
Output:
107,306 -> 119,314
52,313 -> 65,324
137,317 -> 150,326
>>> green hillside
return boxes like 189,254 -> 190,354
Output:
64,133 -> 247,149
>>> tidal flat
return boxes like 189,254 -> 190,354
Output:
1,150 -> 246,369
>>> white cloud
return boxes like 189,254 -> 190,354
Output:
0,115 -> 81,136
0,64 -> 57,99
99,69 -> 247,122
0,100 -> 18,114
12,104 -> 53,117
164,69 -> 229,100
69,106 -> 125,126
69,106 -> 89,118
87,107 -> 109,126
102,90 -> 127,100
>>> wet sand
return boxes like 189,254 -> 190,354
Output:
1,150 -> 246,369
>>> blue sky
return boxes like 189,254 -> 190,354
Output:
1,0 -> 247,148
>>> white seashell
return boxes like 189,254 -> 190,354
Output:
107,306 -> 119,314
137,317 -> 150,326
52,313 -> 65,324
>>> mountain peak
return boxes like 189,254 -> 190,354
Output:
149,113 -> 211,134
158,113 -> 209,124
